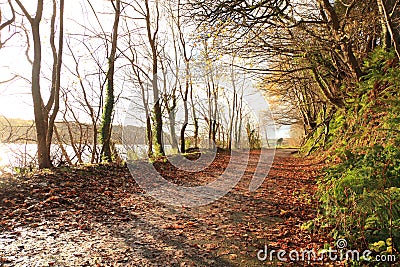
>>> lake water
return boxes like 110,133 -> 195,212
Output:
0,143 -> 39,171
0,143 -> 173,173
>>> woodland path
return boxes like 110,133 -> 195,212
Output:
0,149 -> 334,266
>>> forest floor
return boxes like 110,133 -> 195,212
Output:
0,149 -> 338,266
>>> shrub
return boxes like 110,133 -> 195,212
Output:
316,48 -> 400,263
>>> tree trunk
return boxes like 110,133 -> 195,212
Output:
146,114 -> 153,157
234,93 -> 243,149
190,83 -> 199,148
100,0 -> 120,162
228,63 -> 237,150
318,0 -> 362,80
140,78 -> 153,158
180,62 -> 190,153
377,0 -> 392,49
211,84 -> 218,147
168,111 -> 178,151
16,0 -> 53,168
377,0 -> 400,59
145,0 -> 164,157
47,0 -> 64,165
32,22 -> 52,169
161,60 -> 178,152
153,89 -> 165,156
180,98 -> 188,153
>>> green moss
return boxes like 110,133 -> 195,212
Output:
315,48 -> 400,258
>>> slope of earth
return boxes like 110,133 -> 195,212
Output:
0,149 -> 336,266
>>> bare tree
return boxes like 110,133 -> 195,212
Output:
100,0 -> 121,162
160,49 -> 179,152
119,10 -> 154,157
14,0 -> 64,168
190,76 -> 199,148
122,0 -> 165,157
0,0 -> 15,48
144,0 -> 164,156
65,39 -> 103,164
166,0 -> 193,153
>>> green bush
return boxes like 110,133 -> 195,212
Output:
319,145 -> 400,249
316,48 -> 400,263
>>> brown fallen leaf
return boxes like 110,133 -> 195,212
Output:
229,253 -> 238,260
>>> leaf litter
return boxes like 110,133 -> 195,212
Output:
0,149 -> 337,266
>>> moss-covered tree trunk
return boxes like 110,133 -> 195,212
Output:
100,0 -> 120,162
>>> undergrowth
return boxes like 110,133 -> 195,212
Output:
314,48 -> 400,265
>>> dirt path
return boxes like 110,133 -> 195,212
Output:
0,149 -> 332,266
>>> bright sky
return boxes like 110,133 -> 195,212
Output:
0,0 -> 291,139
0,0 -> 111,120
